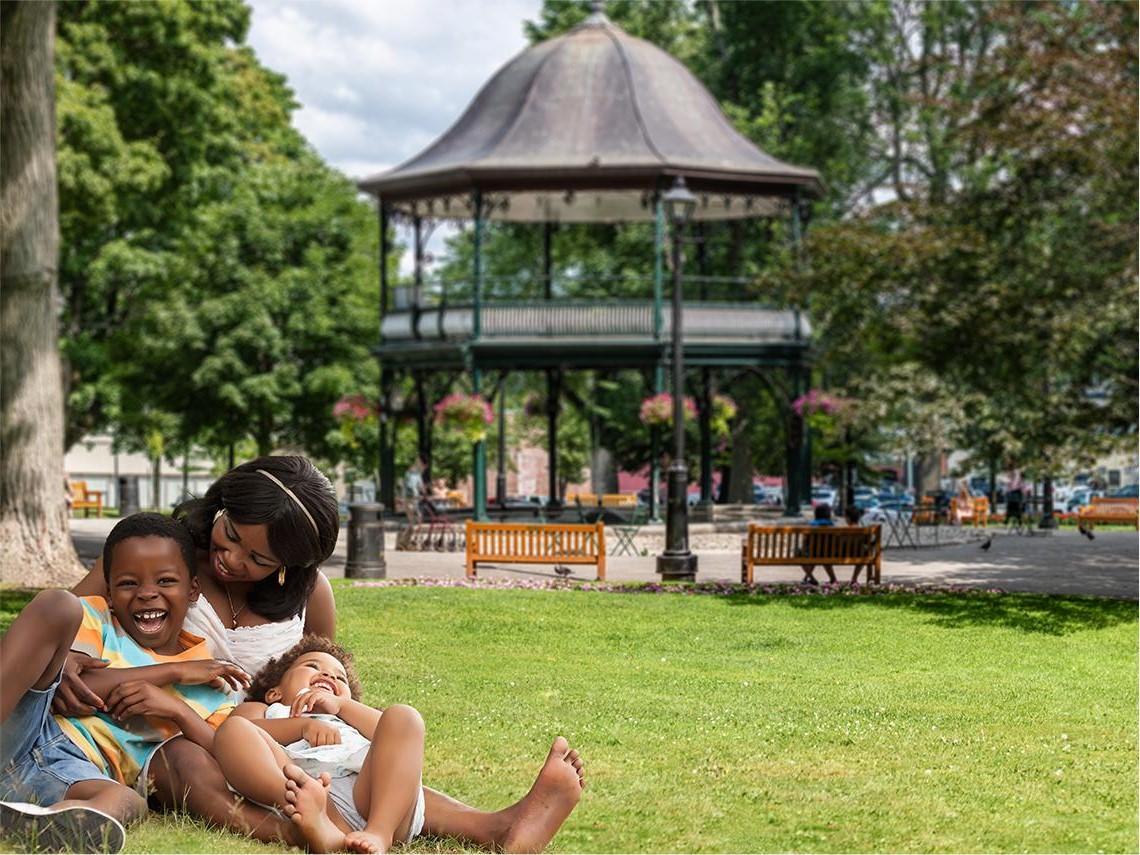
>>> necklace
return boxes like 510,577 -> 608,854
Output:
224,586 -> 247,629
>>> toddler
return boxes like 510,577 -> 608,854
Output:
214,636 -> 425,854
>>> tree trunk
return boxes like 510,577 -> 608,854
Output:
0,1 -> 82,585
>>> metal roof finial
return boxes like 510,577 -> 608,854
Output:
585,0 -> 609,25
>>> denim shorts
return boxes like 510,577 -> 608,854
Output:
0,671 -> 108,804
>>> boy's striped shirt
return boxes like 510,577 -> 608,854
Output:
54,596 -> 233,787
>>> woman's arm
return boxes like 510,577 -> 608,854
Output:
303,572 -> 336,640
71,558 -> 109,597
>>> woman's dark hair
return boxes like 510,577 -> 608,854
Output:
246,634 -> 362,702
103,513 -> 197,581
173,456 -> 339,621
814,502 -> 832,521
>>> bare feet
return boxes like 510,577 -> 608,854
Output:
501,737 -> 585,854
282,764 -> 344,854
343,829 -> 390,854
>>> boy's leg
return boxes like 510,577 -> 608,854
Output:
1,590 -> 82,722
823,564 -> 836,583
346,704 -> 426,853
144,736 -> 304,848
56,779 -> 147,825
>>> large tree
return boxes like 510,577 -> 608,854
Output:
1,0 -> 82,585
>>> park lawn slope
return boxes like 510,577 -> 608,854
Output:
1,584 -> 1136,853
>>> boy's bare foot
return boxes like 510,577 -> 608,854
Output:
281,764 -> 344,854
501,737 -> 585,854
343,829 -> 390,854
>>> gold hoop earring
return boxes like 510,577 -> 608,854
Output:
278,566 -> 286,586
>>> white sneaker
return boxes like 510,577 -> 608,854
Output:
0,800 -> 125,853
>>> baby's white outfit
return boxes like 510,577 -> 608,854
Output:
264,701 -> 425,837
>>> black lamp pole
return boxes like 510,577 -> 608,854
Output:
657,177 -> 698,581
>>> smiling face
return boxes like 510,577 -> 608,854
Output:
264,651 -> 352,706
107,536 -> 199,655
209,511 -> 282,584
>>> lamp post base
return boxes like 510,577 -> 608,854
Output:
656,552 -> 698,581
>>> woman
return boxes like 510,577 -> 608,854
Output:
61,455 -> 582,851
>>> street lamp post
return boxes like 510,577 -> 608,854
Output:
656,176 -> 698,581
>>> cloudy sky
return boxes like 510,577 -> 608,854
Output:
245,0 -> 541,181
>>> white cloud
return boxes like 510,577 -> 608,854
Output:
246,0 -> 540,177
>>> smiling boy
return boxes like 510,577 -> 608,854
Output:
0,513 -> 247,852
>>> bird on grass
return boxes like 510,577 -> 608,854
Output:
979,536 -> 993,551
553,565 -> 572,578
1078,523 -> 1095,541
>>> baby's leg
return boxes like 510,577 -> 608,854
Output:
1,589 -> 82,721
346,704 -> 426,854
213,716 -> 294,807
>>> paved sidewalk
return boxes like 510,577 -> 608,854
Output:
69,518 -> 1138,599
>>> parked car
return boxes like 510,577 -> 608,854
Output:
811,485 -> 838,509
753,485 -> 783,506
1106,483 -> 1138,499
1066,487 -> 1100,512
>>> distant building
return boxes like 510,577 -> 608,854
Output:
65,435 -> 216,511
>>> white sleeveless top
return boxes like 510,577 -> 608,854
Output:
183,597 -> 304,699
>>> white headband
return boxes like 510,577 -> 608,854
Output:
257,469 -> 319,536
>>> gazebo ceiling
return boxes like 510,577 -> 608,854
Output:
358,9 -> 823,222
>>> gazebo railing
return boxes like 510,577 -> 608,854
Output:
380,299 -> 806,343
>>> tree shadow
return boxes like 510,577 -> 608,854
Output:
720,588 -> 1138,637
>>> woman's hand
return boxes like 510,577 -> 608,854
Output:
301,719 -> 342,747
51,651 -> 109,716
177,660 -> 252,693
105,681 -> 190,724
290,689 -> 342,718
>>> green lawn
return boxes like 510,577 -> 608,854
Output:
1,583 -> 1136,853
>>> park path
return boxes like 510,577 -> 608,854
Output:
68,518 -> 1138,599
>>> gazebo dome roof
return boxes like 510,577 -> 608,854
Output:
358,9 -> 822,222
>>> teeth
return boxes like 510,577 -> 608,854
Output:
134,610 -> 166,621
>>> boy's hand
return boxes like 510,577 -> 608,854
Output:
105,680 -> 190,724
301,720 -> 342,747
52,651 -> 109,716
177,660 -> 251,693
290,689 -> 342,718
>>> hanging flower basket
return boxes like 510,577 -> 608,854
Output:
710,394 -> 737,436
639,393 -> 697,428
792,389 -> 856,433
333,395 -> 380,422
434,393 -> 494,442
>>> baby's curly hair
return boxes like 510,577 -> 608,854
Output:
246,635 -> 363,702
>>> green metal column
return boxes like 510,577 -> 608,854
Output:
472,191 -> 487,520
649,194 -> 665,521
377,202 -> 395,509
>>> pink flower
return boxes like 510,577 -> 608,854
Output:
639,393 -> 697,427
333,395 -> 379,421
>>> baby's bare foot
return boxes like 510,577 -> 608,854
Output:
282,764 -> 343,853
502,737 -> 585,853
344,829 -> 391,854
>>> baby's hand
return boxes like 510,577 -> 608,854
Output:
290,688 -> 342,718
301,719 -> 342,747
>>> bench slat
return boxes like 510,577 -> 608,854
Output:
466,521 -> 606,580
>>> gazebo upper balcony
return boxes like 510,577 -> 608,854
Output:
379,273 -> 810,365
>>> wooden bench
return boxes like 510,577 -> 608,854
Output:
601,494 -> 637,508
465,520 -> 606,580
1078,497 -> 1139,530
69,480 -> 103,518
741,524 -> 882,585
952,496 -> 991,527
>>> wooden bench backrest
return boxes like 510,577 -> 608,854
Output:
568,493 -> 599,506
1090,496 -> 1138,508
466,521 -> 604,562
70,481 -> 90,501
745,524 -> 880,564
601,494 -> 637,508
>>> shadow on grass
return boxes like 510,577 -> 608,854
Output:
720,588 -> 1139,636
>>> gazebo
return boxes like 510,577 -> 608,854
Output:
358,5 -> 822,521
